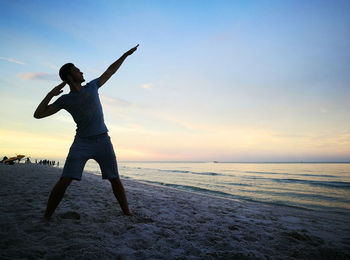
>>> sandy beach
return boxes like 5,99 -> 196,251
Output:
0,164 -> 349,259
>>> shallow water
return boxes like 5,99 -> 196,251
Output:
82,161 -> 350,215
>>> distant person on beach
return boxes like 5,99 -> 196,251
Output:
34,45 -> 138,220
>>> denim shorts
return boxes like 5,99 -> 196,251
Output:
61,133 -> 119,180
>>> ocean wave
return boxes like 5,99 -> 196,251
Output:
246,171 -> 282,175
297,174 -> 337,178
245,171 -> 337,178
239,189 -> 350,203
123,166 -> 222,176
156,169 -> 222,176
247,176 -> 350,189
139,180 -> 230,196
277,179 -> 350,189
221,182 -> 252,187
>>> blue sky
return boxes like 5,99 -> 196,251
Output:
0,0 -> 349,161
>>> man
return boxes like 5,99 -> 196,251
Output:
34,44 -> 139,220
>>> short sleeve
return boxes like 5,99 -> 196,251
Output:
88,78 -> 101,89
51,96 -> 65,110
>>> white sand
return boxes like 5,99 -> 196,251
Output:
0,164 -> 349,259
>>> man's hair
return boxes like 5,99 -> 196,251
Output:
59,63 -> 74,81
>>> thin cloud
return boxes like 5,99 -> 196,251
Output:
19,72 -> 58,81
100,95 -> 132,107
46,64 -> 59,70
0,56 -> 26,65
141,83 -> 154,90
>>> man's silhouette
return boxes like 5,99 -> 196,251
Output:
34,45 -> 139,220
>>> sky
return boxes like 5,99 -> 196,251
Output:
0,0 -> 349,162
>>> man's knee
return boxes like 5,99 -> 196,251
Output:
109,177 -> 122,188
109,177 -> 120,183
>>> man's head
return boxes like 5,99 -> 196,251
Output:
59,63 -> 85,84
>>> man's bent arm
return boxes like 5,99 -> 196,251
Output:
99,44 -> 139,87
34,82 -> 66,119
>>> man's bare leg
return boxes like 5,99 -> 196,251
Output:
44,177 -> 72,220
109,177 -> 131,216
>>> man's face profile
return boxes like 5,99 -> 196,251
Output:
68,65 -> 85,83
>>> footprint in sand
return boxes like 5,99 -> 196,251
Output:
59,211 -> 81,220
130,213 -> 153,223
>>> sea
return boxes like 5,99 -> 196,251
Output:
75,161 -> 350,215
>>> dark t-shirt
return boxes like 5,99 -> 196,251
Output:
52,78 -> 108,137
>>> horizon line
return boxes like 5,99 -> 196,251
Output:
117,160 -> 350,164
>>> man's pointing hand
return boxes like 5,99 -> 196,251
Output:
125,44 -> 139,56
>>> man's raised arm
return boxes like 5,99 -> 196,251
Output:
33,82 -> 66,119
99,44 -> 139,87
